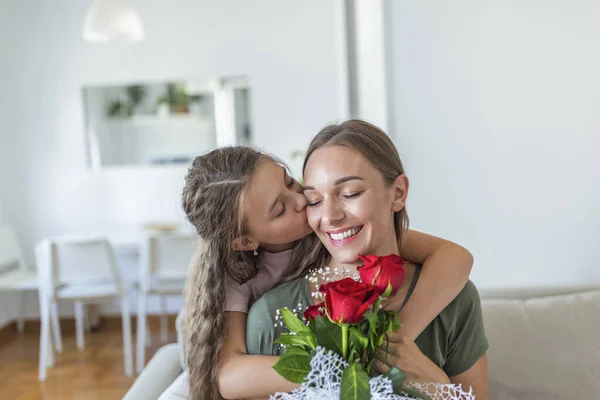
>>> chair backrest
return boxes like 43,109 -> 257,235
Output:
142,233 -> 197,282
41,235 -> 123,295
0,225 -> 28,277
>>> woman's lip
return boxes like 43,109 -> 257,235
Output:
327,227 -> 363,247
326,225 -> 362,234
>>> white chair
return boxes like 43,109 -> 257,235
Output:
36,236 -> 133,381
0,225 -> 62,342
136,232 -> 196,373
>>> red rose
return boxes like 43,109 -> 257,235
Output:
357,254 -> 406,295
319,278 -> 380,324
304,302 -> 325,321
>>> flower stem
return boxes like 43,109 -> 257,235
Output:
341,324 -> 349,360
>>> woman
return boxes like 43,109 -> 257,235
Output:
183,142 -> 474,400
246,120 -> 489,398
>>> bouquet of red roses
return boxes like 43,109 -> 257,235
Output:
273,254 -> 430,400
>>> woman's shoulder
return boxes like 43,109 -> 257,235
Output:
250,277 -> 309,313
432,279 -> 486,351
246,277 -> 309,356
415,279 -> 488,376
436,280 -> 482,322
247,277 -> 310,329
451,280 -> 482,308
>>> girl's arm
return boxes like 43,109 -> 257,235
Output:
398,229 -> 473,340
218,312 -> 299,399
450,354 -> 489,400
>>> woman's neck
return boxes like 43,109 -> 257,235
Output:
260,241 -> 296,253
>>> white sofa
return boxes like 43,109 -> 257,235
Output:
124,287 -> 600,400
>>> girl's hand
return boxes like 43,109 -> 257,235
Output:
372,331 -> 450,385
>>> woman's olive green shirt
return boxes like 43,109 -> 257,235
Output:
247,265 -> 488,377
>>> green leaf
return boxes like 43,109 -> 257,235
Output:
275,333 -> 312,348
375,333 -> 384,348
282,347 -> 311,357
383,367 -> 407,394
348,347 -> 361,364
385,316 -> 394,333
298,330 -> 317,350
391,315 -> 402,331
315,316 -> 344,357
272,352 -> 311,384
349,326 -> 368,352
280,308 -> 310,334
382,282 -> 393,298
308,317 -> 316,333
377,311 -> 387,334
340,363 -> 370,400
365,358 -> 374,375
364,312 -> 378,334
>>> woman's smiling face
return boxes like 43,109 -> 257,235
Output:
303,145 -> 406,266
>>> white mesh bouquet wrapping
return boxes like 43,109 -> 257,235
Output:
270,347 -> 474,400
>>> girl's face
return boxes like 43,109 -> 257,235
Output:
303,145 -> 406,266
243,159 -> 312,252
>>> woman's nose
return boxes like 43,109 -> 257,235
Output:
321,198 -> 344,227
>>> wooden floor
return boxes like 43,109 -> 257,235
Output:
0,316 -> 178,400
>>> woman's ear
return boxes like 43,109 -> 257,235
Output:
231,236 -> 259,251
391,174 -> 409,212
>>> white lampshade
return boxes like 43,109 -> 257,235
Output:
83,0 -> 144,42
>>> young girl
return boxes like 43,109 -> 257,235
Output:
182,144 -> 474,400
246,119 -> 489,398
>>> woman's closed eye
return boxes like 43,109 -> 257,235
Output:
307,199 -> 321,207
343,191 -> 361,199
307,191 -> 362,207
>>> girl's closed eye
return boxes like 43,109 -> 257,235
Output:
276,202 -> 286,217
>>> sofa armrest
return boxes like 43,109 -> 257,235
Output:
123,344 -> 182,400
158,371 -> 189,400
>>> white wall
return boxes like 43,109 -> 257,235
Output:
1,0 -> 345,258
0,2 -> 16,328
351,0 -> 389,130
387,0 -> 600,290
0,1 -> 346,318
0,192 -> 13,327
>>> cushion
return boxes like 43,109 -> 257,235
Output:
481,290 -> 600,400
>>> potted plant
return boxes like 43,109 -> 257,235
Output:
107,100 -> 133,118
168,84 -> 189,114
156,96 -> 170,118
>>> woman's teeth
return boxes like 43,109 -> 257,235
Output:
329,227 -> 360,241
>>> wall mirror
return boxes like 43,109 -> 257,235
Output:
82,76 -> 252,168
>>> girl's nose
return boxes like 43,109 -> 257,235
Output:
294,191 -> 308,211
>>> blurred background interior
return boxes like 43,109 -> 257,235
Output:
0,0 -> 599,399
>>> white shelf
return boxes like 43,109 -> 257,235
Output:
101,114 -> 209,125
